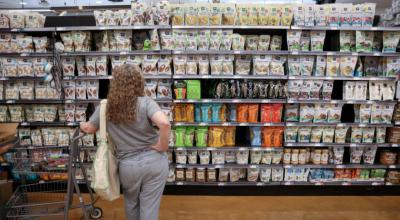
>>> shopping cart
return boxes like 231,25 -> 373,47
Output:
6,128 -> 103,220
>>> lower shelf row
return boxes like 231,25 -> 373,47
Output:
167,167 -> 400,185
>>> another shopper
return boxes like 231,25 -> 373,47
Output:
80,64 -> 171,220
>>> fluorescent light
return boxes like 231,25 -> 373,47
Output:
20,1 -> 27,5
96,1 -> 103,3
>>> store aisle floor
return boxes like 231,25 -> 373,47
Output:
70,195 -> 400,220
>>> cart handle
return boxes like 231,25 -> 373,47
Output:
72,127 -> 87,142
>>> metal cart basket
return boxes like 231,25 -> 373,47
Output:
6,128 -> 102,220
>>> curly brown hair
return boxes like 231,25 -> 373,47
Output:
106,64 -> 144,123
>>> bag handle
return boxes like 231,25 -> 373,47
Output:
99,99 -> 108,139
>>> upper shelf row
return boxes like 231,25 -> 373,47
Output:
1,25 -> 400,32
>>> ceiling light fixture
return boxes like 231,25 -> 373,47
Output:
96,1 -> 103,4
20,1 -> 27,5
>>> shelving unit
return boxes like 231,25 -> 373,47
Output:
2,6 -> 400,192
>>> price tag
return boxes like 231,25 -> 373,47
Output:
389,165 -> 396,169
286,143 -> 293,146
20,53 -> 28,57
326,77 -> 334,80
176,148 -> 185,151
218,183 -> 226,186
342,182 -> 351,186
222,122 -> 229,126
371,27 -> 378,30
386,182 -> 393,186
291,51 -> 299,55
284,182 -> 292,185
234,50 -> 241,54
256,182 -> 263,186
176,182 -> 184,185
233,75 -> 240,79
57,27 -> 66,31
315,143 -> 323,147
337,123 -> 344,127
120,51 -> 127,55
20,122 -> 28,126
336,165 -> 345,169
350,144 -> 357,147
176,165 -> 184,168
264,123 -> 272,126
351,52 -> 358,56
199,122 -> 207,126
232,99 -> 240,103
65,100 -> 73,104
250,165 -> 258,168
261,100 -> 270,103
6,100 -> 14,104
215,165 -> 223,168
239,123 -> 248,126
371,182 -> 382,186
66,122 -> 75,126
201,75 -> 209,79
373,52 -> 380,56
175,123 -> 183,126
284,165 -> 292,168
99,26 -> 107,30
206,147 -> 215,150
327,52 -> 334,56
359,124 -> 366,127
392,144 -> 399,147
202,99 -> 211,103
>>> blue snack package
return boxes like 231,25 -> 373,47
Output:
200,104 -> 212,122
211,104 -> 222,122
195,104 -> 202,122
228,104 -> 237,122
249,127 -> 261,146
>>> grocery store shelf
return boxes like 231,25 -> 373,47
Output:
0,27 -> 56,32
282,164 -> 394,169
283,180 -> 385,186
290,26 -> 400,31
289,51 -> 400,57
0,121 -> 79,127
285,122 -> 393,127
0,52 -> 53,57
14,145 -> 96,150
172,50 -> 289,55
166,180 -> 385,186
0,76 -> 46,81
172,25 -> 290,30
284,142 -> 394,147
55,25 -> 170,31
287,99 -> 398,104
288,76 -> 397,81
65,99 -> 101,104
172,122 -> 285,126
173,99 -> 286,104
166,181 -> 281,186
174,164 -> 282,169
0,100 -> 64,104
170,146 -> 283,151
63,75 -> 172,80
172,75 -> 287,79
60,50 -> 171,56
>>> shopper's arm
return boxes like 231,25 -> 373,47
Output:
151,111 -> 171,152
80,122 -> 98,134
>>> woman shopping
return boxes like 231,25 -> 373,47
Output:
80,64 -> 171,220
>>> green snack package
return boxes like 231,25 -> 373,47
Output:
195,127 -> 208,147
360,169 -> 370,179
184,126 -> 195,147
185,80 -> 201,99
174,80 -> 187,99
175,127 -> 186,147
143,39 -> 152,51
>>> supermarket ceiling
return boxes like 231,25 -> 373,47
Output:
0,0 -> 389,13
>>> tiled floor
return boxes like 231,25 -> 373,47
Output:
69,195 -> 400,220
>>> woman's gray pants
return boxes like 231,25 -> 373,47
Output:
119,150 -> 168,220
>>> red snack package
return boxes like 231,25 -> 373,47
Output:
271,104 -> 283,122
237,104 -> 249,122
260,104 -> 273,122
248,104 -> 259,123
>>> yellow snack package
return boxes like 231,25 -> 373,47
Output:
185,4 -> 198,26
281,4 -> 293,26
224,126 -> 236,146
197,3 -> 209,25
237,4 -> 249,25
171,4 -> 185,25
208,126 -> 226,147
209,4 -> 222,25
258,5 -> 269,25
222,3 -> 236,25
268,4 -> 281,26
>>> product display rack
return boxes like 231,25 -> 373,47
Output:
2,7 -> 400,196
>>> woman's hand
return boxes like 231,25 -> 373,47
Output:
80,122 -> 98,134
151,140 -> 167,152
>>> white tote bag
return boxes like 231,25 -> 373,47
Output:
91,99 -> 120,201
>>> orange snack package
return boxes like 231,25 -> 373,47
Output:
248,104 -> 259,123
186,104 -> 195,122
208,126 -> 226,147
236,104 -> 249,122
261,127 -> 273,147
272,127 -> 284,147
224,126 -> 236,146
260,104 -> 273,122
173,104 -> 184,122
271,104 -> 283,122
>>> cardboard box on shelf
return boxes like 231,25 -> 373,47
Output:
0,123 -> 18,145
